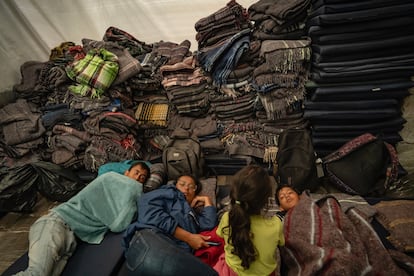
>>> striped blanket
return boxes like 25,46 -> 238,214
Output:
281,192 -> 408,275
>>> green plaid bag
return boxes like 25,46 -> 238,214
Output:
66,48 -> 119,98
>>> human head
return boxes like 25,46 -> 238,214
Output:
175,174 -> 201,203
275,184 -> 300,211
227,164 -> 273,269
124,161 -> 150,184
230,164 -> 273,214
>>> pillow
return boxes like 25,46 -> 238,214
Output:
144,163 -> 166,193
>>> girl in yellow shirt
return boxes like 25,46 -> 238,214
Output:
214,165 -> 285,276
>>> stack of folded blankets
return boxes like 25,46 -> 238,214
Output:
194,0 -> 264,164
194,0 -> 315,167
160,55 -> 212,118
304,0 -> 414,157
247,0 -> 313,162
248,0 -> 310,40
195,0 -> 252,87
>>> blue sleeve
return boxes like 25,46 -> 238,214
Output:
197,206 -> 217,231
122,189 -> 178,251
136,189 -> 179,235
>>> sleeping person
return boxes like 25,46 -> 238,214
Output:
276,185 -> 409,275
13,161 -> 150,276
121,174 -> 218,276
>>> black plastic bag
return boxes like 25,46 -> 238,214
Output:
32,161 -> 86,202
0,164 -> 38,213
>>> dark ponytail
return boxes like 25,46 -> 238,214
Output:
226,165 -> 273,269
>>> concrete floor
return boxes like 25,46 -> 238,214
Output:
0,195 -> 58,274
0,175 -> 232,274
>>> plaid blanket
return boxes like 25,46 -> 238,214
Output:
66,48 -> 119,98
135,102 -> 169,128
281,192 -> 409,275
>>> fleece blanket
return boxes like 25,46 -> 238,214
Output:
280,192 -> 409,275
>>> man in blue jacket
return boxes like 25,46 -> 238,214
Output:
122,174 -> 218,276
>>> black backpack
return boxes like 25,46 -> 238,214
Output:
319,133 -> 399,196
162,128 -> 205,180
275,128 -> 320,192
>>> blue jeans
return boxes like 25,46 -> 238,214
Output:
122,229 -> 218,276
14,212 -> 77,276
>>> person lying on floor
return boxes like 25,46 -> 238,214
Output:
275,184 -> 301,218
13,161 -> 150,276
121,174 -> 218,276
275,185 -> 410,275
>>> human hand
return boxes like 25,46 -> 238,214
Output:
186,233 -> 212,250
190,195 -> 212,208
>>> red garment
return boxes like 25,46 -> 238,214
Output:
194,226 -> 224,267
213,253 -> 238,276
213,253 -> 277,276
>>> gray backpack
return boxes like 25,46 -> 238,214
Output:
162,128 -> 205,180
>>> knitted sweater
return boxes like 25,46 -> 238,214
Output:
53,172 -> 143,244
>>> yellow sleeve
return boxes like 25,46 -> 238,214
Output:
216,211 -> 229,239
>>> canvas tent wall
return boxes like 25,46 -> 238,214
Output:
0,0 -> 255,106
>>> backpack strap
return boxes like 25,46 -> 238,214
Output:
384,142 -> 399,188
322,133 -> 377,164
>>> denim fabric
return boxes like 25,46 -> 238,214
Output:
14,212 -> 77,276
123,229 -> 218,276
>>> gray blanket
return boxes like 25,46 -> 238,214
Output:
280,192 -> 409,275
